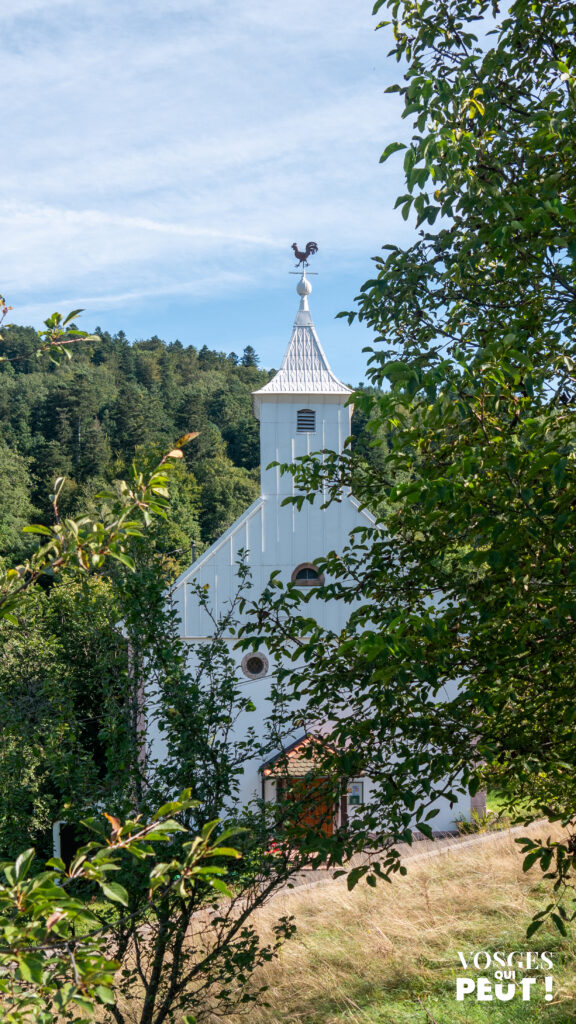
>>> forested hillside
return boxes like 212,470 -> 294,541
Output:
0,316 -> 377,863
0,324 -> 275,572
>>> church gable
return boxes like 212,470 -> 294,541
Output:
171,497 -> 265,637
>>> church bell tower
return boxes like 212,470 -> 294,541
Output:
252,272 -> 353,498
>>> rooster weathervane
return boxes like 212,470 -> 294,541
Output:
291,241 -> 318,268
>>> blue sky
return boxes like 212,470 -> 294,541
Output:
3,0 -> 414,384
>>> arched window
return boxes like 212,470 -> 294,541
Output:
291,563 -> 325,587
297,408 -> 316,432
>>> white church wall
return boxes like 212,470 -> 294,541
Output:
147,623 -> 469,834
148,269 -> 470,837
259,397 -> 352,496
172,492 -> 374,639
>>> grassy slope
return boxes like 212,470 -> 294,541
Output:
224,825 -> 576,1024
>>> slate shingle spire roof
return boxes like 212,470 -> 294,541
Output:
252,272 -> 352,397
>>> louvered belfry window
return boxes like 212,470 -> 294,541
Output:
297,408 -> 316,432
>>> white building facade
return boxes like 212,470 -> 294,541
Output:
160,273 -> 470,834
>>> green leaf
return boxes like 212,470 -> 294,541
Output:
72,995 -> 98,1012
553,459 -> 567,487
95,985 -> 116,1005
146,819 -> 188,837
346,865 -> 367,890
109,550 -> 136,571
14,848 -> 35,881
469,776 -> 481,797
63,308 -> 84,324
45,856 -> 66,872
17,954 -> 44,984
99,881 -> 130,906
53,983 -> 75,1010
522,850 -> 542,872
551,913 -> 567,936
415,822 -> 434,839
526,919 -> 544,938
152,800 -> 186,820
380,141 -> 407,162
208,877 -> 233,897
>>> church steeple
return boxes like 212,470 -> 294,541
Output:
252,272 -> 351,413
252,271 -> 353,498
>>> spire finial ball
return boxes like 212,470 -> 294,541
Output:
297,275 -> 312,297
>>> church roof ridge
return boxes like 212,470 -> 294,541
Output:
252,272 -> 352,397
170,496 -> 265,591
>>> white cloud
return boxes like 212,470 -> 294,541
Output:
2,0 -> 410,324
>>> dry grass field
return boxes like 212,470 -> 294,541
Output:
219,825 -> 576,1024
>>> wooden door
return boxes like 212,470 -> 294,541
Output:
282,778 -> 335,836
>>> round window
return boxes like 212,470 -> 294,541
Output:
241,652 -> 269,679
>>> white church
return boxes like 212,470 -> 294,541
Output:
159,270 -> 471,835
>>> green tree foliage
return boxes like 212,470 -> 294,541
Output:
0,442 -> 189,624
0,321 -> 324,1019
0,322 -> 268,565
0,578 -> 127,859
356,0 -> 576,821
241,0 -> 576,924
0,443 -> 37,561
240,344 -> 260,367
0,425 -> 200,856
196,456 -> 259,543
0,545 -> 334,1023
0,422 -> 248,1021
0,796 -> 244,1024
